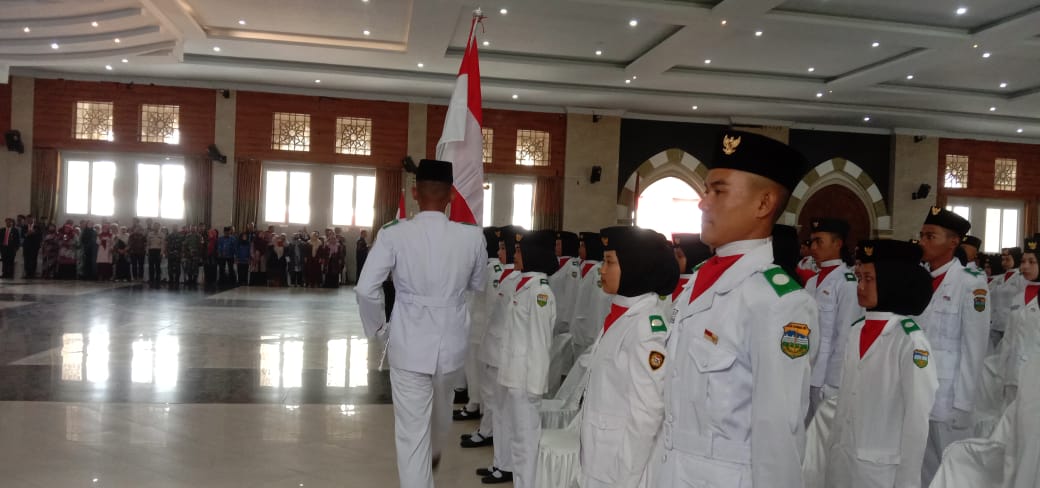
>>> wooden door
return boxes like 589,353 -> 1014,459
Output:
797,184 -> 872,249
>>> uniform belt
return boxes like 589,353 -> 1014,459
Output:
396,292 -> 466,308
662,423 -> 751,465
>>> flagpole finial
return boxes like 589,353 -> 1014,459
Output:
473,8 -> 482,17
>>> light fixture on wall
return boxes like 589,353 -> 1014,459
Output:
911,183 -> 931,200
4,130 -> 24,154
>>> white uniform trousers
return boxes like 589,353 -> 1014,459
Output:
922,419 -> 972,486
390,366 -> 462,488
477,363 -> 497,437
503,386 -> 542,488
463,344 -> 482,410
491,381 -> 514,471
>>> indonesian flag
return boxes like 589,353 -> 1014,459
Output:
436,16 -> 484,225
397,190 -> 406,220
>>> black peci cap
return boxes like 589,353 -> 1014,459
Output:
810,218 -> 851,241
960,235 -> 982,250
710,129 -> 810,193
923,206 -> 970,236
518,230 -> 558,275
416,159 -> 453,184
556,231 -> 580,257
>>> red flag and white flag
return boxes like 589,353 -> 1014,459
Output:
436,14 -> 484,225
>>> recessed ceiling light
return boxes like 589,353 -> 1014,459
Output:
91,21 -> 99,27
982,52 -> 991,58
1000,82 -> 1008,88
956,7 -> 967,15
973,44 -> 979,48
500,8 -> 508,15
238,19 -> 246,25
704,59 -> 711,64
23,27 -> 30,33
906,74 -> 914,80
595,49 -> 602,56
816,92 -> 823,98
863,116 -> 871,122
416,62 -> 424,68
754,30 -> 763,37
213,46 -> 221,52
632,75 -> 637,80
314,79 -> 321,84
105,65 -> 112,71
50,43 -> 59,50
511,94 -> 518,99
113,38 -> 121,43
362,0 -> 369,3
1016,128 -> 1023,133
807,67 -> 815,72
121,58 -> 128,63
720,20 -> 727,26
629,19 -> 638,27
482,40 -> 489,46
871,41 -> 880,47
363,29 -> 371,36
989,107 -> 997,111
691,105 -> 699,110
625,79 -> 631,84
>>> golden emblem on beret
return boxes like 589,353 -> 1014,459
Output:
931,206 -> 941,216
962,236 -> 967,242
864,246 -> 874,257
674,236 -> 681,244
516,234 -> 523,242
601,236 -> 609,246
494,231 -> 501,238
722,135 -> 741,155
812,221 -> 820,228
1029,241 -> 1038,250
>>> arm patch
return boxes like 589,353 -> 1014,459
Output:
900,318 -> 920,335
763,267 -> 802,297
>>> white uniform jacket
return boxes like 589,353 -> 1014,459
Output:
1001,286 -> 1040,396
911,259 -> 990,422
469,258 -> 503,344
655,239 -> 819,488
824,312 -> 938,488
478,265 -> 521,368
804,260 -> 864,390
571,261 -> 614,350
497,272 -> 556,396
990,270 -> 1025,334
355,212 -> 487,375
580,292 -> 669,488
549,256 -> 581,334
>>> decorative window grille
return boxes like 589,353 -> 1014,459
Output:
482,128 -> 494,164
139,104 -> 180,144
994,158 -> 1017,191
75,101 -> 114,141
335,117 -> 372,155
515,129 -> 550,166
944,154 -> 969,189
271,112 -> 311,152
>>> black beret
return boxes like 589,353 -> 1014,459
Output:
1025,238 -> 1039,254
857,239 -> 923,264
961,235 -> 982,249
518,230 -> 558,275
556,231 -> 580,257
923,206 -> 970,236
579,232 -> 604,261
416,159 -> 453,183
483,227 -> 499,256
810,218 -> 850,240
602,226 -> 679,297
710,129 -> 810,192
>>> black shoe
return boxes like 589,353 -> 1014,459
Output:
461,433 -> 493,448
432,454 -> 441,471
475,467 -> 496,477
453,407 -> 482,421
481,470 -> 512,484
453,388 -> 469,405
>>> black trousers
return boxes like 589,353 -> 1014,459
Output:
168,257 -> 181,284
23,245 -> 39,277
148,249 -> 162,282
237,263 -> 249,285
130,253 -> 145,280
0,248 -> 15,278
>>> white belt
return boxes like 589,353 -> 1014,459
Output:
662,422 -> 751,465
396,291 -> 466,308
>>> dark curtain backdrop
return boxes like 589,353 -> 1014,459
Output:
534,175 -> 563,231
31,148 -> 61,224
233,158 -> 262,231
183,155 -> 213,226
374,168 -> 403,239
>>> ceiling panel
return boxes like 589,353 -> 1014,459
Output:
899,52 -> 1040,92
184,0 -> 412,43
776,0 -> 1040,29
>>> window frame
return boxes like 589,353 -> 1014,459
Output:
135,161 -> 186,219
263,167 -> 313,225
943,154 -> 969,189
63,158 -> 117,217
331,170 -> 378,228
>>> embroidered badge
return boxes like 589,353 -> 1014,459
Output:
973,289 -> 987,312
722,134 -> 741,155
913,349 -> 929,368
571,271 -> 578,278
649,351 -> 665,370
844,273 -> 856,282
931,206 -> 941,216
540,278 -> 549,285
494,265 -> 502,272
537,293 -> 548,307
493,279 -> 500,288
704,329 -> 718,345
649,315 -> 667,333
780,323 -> 811,359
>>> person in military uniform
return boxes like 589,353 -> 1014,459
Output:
671,233 -> 711,303
355,159 -> 487,488
181,224 -> 203,286
816,239 -> 938,488
165,225 -> 183,286
483,229 -> 557,486
805,218 -> 864,422
960,235 -> 982,272
914,207 -> 991,485
990,246 -> 1025,347
579,226 -> 678,488
652,130 -> 819,488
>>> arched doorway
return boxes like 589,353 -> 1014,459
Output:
797,184 -> 871,248
636,177 -> 701,238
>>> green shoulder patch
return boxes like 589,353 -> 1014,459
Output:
381,219 -> 399,229
900,318 -> 920,335
493,264 -> 502,273
964,267 -> 982,278
763,267 -> 801,297
844,273 -> 857,282
649,315 -> 667,333
460,221 -> 478,226
851,316 -> 866,327
692,260 -> 707,272
540,278 -> 549,285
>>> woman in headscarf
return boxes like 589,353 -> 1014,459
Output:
323,229 -> 343,288
305,231 -> 323,288
96,224 -> 114,281
113,226 -> 131,282
41,223 -> 59,279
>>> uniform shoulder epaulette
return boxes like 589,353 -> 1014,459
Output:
381,219 -> 399,230
851,316 -> 865,327
539,278 -> 549,285
900,318 -> 920,335
460,221 -> 478,227
762,266 -> 802,297
493,264 -> 502,272
963,267 -> 982,278
649,315 -> 667,333
844,272 -> 856,282
692,260 -> 706,272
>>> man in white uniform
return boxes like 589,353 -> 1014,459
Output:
913,207 -> 990,486
653,130 -> 819,488
989,246 -> 1024,347
356,159 -> 487,488
804,217 -> 863,422
960,235 -> 982,272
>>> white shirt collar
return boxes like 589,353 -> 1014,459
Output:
716,238 -> 770,257
612,293 -> 654,308
929,258 -> 957,277
865,311 -> 894,321
819,258 -> 844,268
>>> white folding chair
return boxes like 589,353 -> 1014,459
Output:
540,353 -> 590,429
536,410 -> 582,488
546,333 -> 574,398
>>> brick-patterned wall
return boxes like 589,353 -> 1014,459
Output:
33,79 -> 215,154
937,138 -> 1040,200
426,105 -> 566,177
235,91 -> 408,168
0,82 -> 11,135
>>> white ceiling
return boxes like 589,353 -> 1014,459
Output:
2,0 -> 1040,142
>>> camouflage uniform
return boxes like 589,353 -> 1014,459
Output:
181,230 -> 203,284
165,230 -> 184,285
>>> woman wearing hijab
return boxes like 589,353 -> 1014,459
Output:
113,226 -> 131,282
305,232 -> 323,287
96,224 -> 114,281
41,223 -> 59,279
579,226 -> 679,488
323,229 -> 343,288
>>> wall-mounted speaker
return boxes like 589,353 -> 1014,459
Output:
4,130 -> 24,154
590,165 -> 602,184
911,183 -> 931,200
208,144 -> 227,164
402,156 -> 418,173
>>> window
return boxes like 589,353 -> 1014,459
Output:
332,173 -> 377,227
136,163 -> 185,219
511,182 -> 534,229
74,101 -> 114,141
945,205 -> 970,221
482,128 -> 494,164
944,154 -> 969,189
65,160 -> 116,216
637,177 -> 702,237
139,104 -> 180,144
264,170 -> 311,224
483,182 -> 493,225
984,208 -> 1019,252
335,117 -> 372,155
516,129 -> 550,166
994,158 -> 1017,191
271,112 -> 311,151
